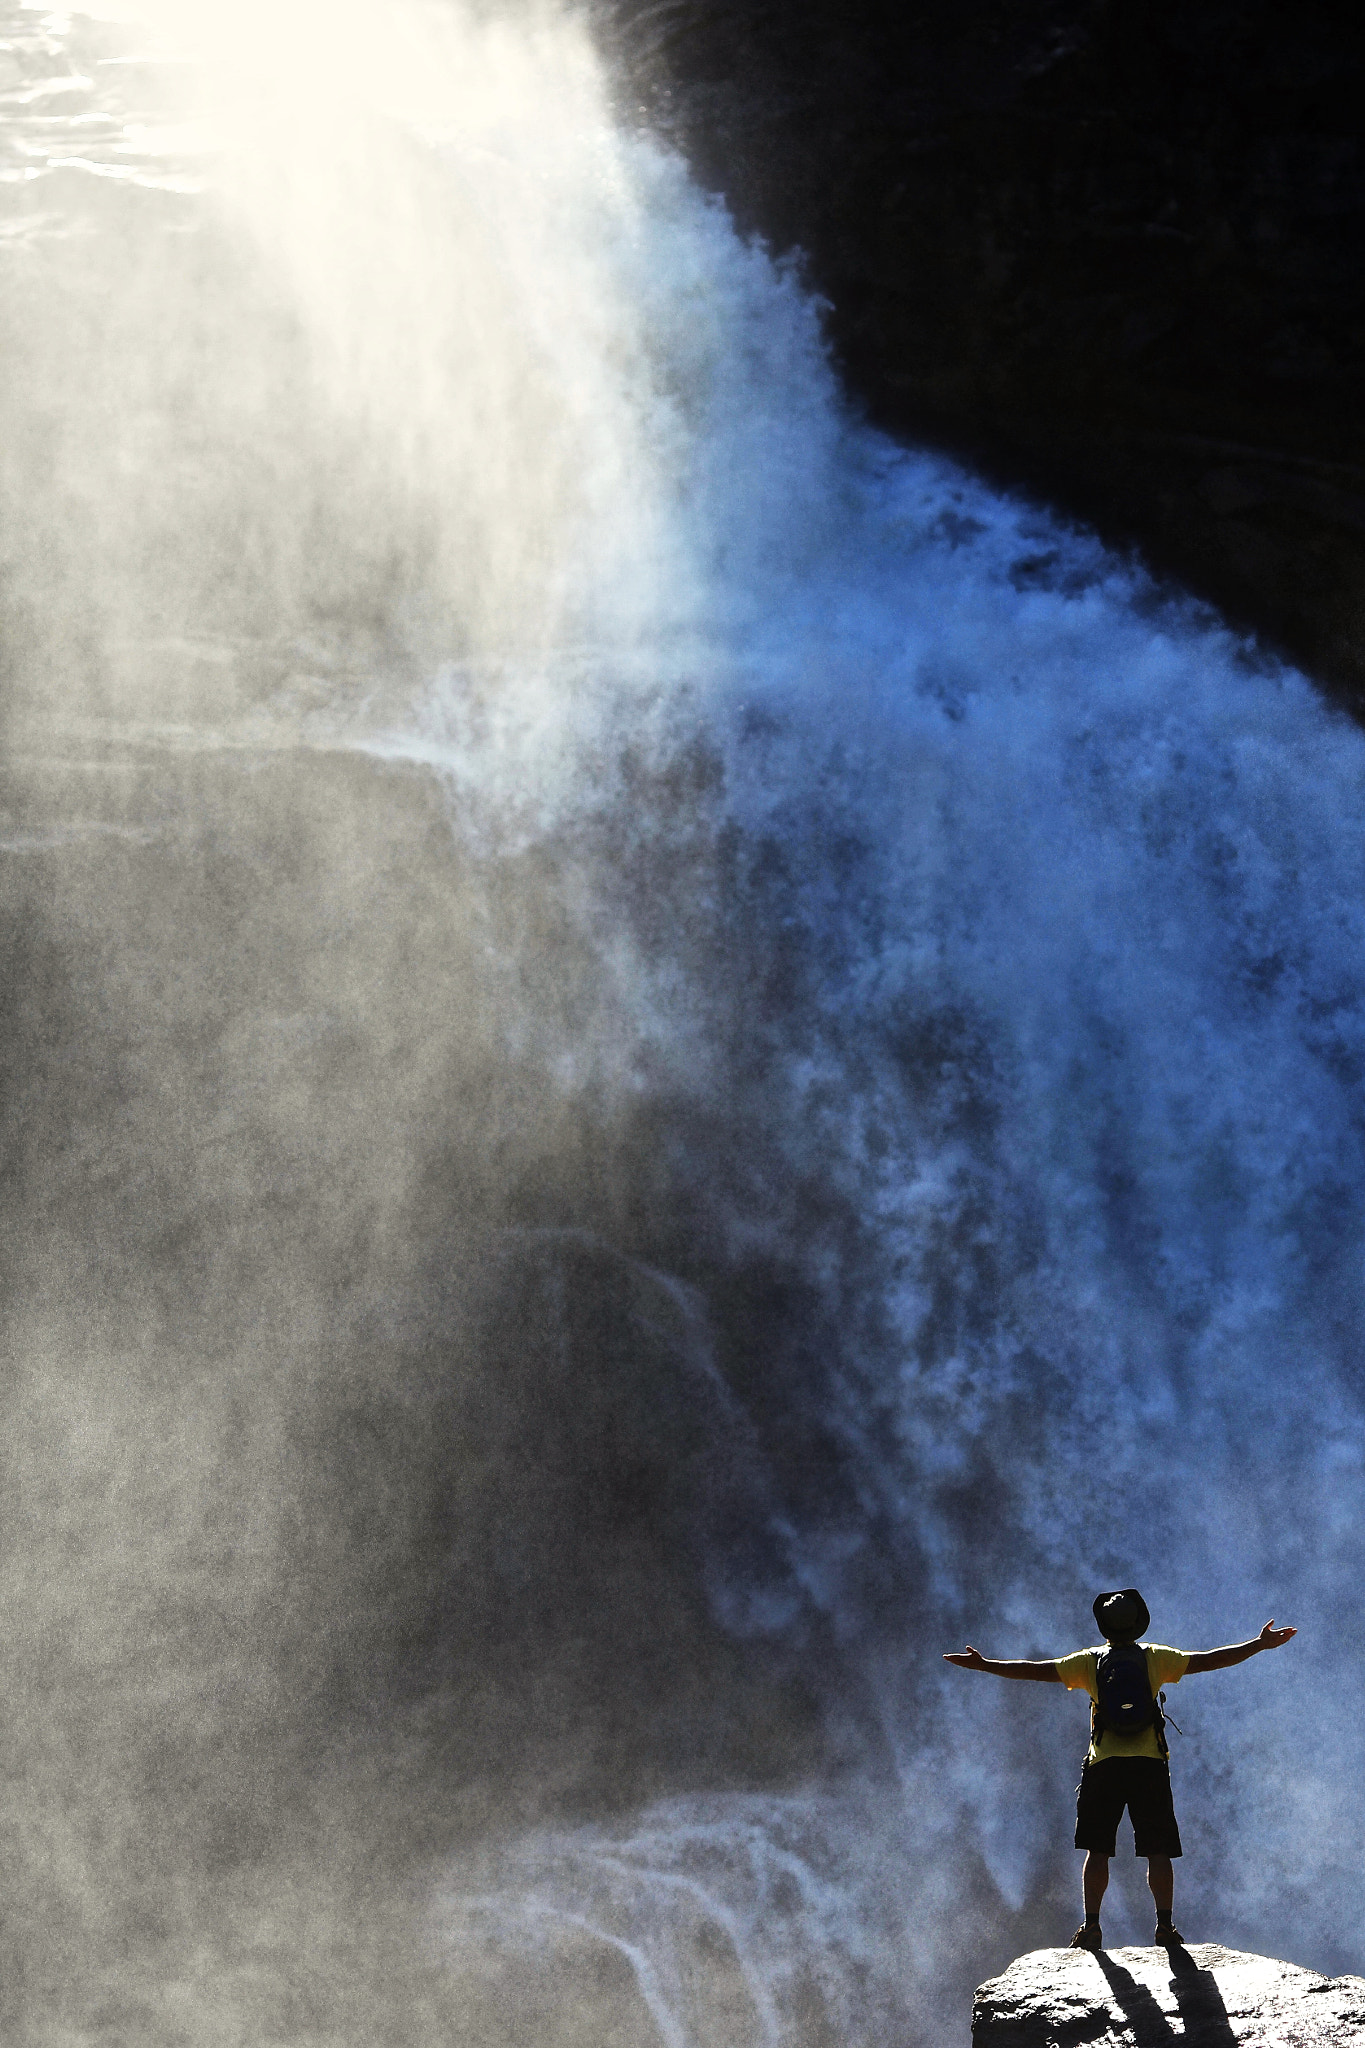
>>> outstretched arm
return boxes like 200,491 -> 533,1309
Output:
1184,1619 -> 1296,1675
943,1646 -> 1062,1682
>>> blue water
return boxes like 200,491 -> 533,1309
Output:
2,1 -> 1362,2039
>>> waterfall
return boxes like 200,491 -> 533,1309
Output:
1,1 -> 1362,2041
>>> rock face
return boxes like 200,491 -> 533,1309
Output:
973,1946 -> 1365,2047
598,2 -> 1365,712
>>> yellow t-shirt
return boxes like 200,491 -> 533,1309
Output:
1056,1644 -> 1190,1763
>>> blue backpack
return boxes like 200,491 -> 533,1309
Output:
1093,1641 -> 1169,1758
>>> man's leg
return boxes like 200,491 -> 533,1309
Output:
1146,1854 -> 1173,1916
1072,1765 -> 1121,1948
1068,1852 -> 1109,1949
1147,1852 -> 1182,1944
1133,1761 -> 1183,1945
1083,1852 -> 1111,1919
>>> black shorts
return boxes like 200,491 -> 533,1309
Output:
1074,1758 -> 1182,1858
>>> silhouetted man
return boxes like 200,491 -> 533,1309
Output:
944,1588 -> 1296,1950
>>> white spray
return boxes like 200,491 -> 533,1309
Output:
3,1 -> 1365,2042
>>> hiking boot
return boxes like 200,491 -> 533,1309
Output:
1153,1926 -> 1185,1949
1069,1925 -> 1103,1951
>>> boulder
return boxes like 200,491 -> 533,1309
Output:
973,1944 -> 1365,2047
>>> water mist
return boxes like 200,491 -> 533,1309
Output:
1,1 -> 1362,2042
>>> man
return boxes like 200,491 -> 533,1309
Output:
944,1589 -> 1296,1951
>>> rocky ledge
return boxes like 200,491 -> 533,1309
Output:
973,1945 -> 1365,2047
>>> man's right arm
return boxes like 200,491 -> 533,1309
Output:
943,1646 -> 1062,1682
1184,1619 -> 1296,1674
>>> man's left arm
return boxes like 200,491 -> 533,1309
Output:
943,1646 -> 1063,1681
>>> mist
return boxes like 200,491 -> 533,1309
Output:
1,1 -> 1363,2041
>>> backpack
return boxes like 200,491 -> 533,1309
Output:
1092,1642 -> 1169,1759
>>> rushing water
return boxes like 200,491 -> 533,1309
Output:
2,2 -> 1363,2042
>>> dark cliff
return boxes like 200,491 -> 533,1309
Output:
597,1 -> 1365,710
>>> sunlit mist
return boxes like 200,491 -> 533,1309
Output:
1,0 -> 1362,2042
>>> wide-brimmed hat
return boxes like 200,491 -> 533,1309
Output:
1092,1588 -> 1151,1641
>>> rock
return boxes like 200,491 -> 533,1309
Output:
973,1945 -> 1365,2047
598,1 -> 1365,713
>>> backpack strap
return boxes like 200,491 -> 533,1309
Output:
1152,1688 -> 1170,1762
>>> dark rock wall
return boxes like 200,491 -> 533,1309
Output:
598,0 -> 1365,707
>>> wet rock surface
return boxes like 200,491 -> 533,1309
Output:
973,1944 -> 1365,2047
599,1 -> 1365,709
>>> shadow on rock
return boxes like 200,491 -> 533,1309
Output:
1094,1949 -> 1236,2048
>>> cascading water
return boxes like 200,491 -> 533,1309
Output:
2,1 -> 1363,2042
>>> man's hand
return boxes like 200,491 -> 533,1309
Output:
944,1646 -> 989,1671
1258,1619 -> 1296,1650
